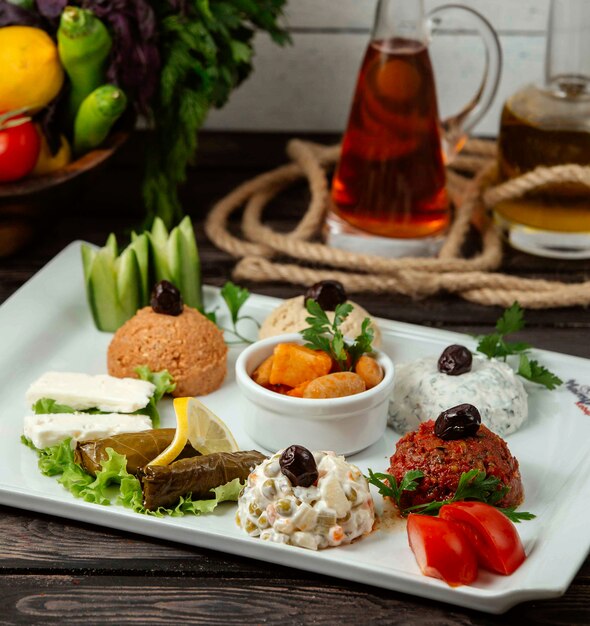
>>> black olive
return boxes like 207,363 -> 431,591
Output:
438,344 -> 473,376
304,280 -> 347,311
279,445 -> 318,488
434,403 -> 481,440
151,280 -> 183,316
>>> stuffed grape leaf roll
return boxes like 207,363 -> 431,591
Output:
139,450 -> 267,510
75,428 -> 199,476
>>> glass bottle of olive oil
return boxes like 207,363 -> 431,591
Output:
495,0 -> 590,259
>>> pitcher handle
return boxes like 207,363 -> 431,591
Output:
427,4 -> 502,159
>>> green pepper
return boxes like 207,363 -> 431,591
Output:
73,84 -> 127,155
57,6 -> 112,123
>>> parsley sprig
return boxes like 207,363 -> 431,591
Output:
206,282 -> 258,344
476,302 -> 562,390
300,300 -> 375,370
366,468 -> 535,523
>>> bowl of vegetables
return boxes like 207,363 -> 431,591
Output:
235,333 -> 395,456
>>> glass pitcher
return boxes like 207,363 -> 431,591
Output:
326,0 -> 502,257
495,0 -> 590,259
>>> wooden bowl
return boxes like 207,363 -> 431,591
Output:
0,132 -> 129,257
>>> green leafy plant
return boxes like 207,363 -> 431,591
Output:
476,302 -> 562,390
143,1 -> 290,227
366,468 -> 535,523
301,300 -> 375,371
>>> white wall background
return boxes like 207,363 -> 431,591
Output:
204,0 -> 549,137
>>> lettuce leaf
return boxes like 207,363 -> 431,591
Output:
135,366 -> 176,428
32,398 -> 76,414
21,437 -> 239,517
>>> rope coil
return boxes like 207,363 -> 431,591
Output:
204,139 -> 590,309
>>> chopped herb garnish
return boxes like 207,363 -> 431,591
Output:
301,300 -> 374,370
366,468 -> 535,523
216,282 -> 259,344
476,302 -> 562,390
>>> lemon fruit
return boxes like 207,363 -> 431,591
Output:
32,130 -> 71,176
148,397 -> 238,466
183,397 -> 239,456
0,26 -> 65,113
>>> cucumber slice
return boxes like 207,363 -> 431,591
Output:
169,216 -> 202,309
105,232 -> 118,258
128,232 -> 150,306
87,247 -> 124,332
116,247 -> 142,320
149,217 -> 170,282
80,244 -> 96,285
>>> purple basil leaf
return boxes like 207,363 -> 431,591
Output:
0,3 -> 46,28
36,0 -> 68,19
82,0 -> 160,114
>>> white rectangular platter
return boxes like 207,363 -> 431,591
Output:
1,241 -> 590,614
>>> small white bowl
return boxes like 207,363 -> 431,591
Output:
235,333 -> 395,455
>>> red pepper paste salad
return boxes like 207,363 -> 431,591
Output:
388,420 -> 524,510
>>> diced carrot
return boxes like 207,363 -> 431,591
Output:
252,355 -> 274,386
354,355 -> 383,389
303,372 -> 366,399
286,381 -> 311,397
269,343 -> 332,387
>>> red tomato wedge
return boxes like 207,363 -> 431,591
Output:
407,513 -> 478,587
439,502 -> 526,575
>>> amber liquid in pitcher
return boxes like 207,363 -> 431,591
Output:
331,38 -> 449,238
497,87 -> 590,233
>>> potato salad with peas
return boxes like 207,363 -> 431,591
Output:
236,446 -> 375,550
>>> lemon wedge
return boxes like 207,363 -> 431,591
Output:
182,397 -> 239,455
148,398 -> 190,466
148,397 -> 239,466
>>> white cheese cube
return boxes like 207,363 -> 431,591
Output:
23,413 -> 152,449
25,372 -> 156,413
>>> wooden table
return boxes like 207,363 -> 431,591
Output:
1,132 -> 588,625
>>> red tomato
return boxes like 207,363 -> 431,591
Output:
407,513 -> 478,587
439,502 -> 526,575
0,115 -> 41,182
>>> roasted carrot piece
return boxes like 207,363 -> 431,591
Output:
286,381 -> 311,397
354,355 -> 383,389
252,355 -> 274,386
303,372 -> 366,399
269,343 -> 332,387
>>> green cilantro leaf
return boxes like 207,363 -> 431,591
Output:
496,302 -> 525,335
517,355 -> 563,390
476,302 -> 561,390
301,299 -> 375,370
221,281 -> 250,325
366,467 -> 535,522
497,507 -> 537,523
217,282 -> 258,344
366,469 -> 424,506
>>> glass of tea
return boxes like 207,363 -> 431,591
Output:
326,0 -> 501,257
495,0 -> 590,259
